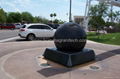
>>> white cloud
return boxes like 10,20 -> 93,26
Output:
0,0 -> 32,12
0,0 -> 98,21
13,0 -> 31,7
1,1 -> 21,12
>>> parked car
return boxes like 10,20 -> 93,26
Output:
0,24 -> 15,29
47,24 -> 60,29
18,23 -> 56,41
0,24 -> 3,29
14,23 -> 23,29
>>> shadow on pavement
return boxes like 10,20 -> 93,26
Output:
16,39 -> 28,41
37,67 -> 71,77
96,48 -> 120,61
37,48 -> 120,77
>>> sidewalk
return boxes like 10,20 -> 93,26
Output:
0,41 -> 120,79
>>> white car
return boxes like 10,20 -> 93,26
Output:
18,23 -> 56,40
15,23 -> 23,29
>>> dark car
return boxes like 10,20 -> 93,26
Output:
0,24 -> 15,29
47,24 -> 60,29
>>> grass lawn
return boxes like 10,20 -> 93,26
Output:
87,32 -> 120,45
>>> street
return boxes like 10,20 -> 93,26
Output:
0,30 -> 19,40
0,30 -> 53,42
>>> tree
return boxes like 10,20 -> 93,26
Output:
33,16 -> 42,23
89,16 -> 105,29
7,12 -> 22,23
41,17 -> 49,24
53,13 -> 57,19
89,3 -> 108,31
33,16 -> 49,24
53,19 -> 59,24
21,12 -> 33,23
89,3 -> 108,18
0,9 -> 7,23
114,11 -> 120,23
50,13 -> 57,22
53,19 -> 65,24
50,13 -> 53,21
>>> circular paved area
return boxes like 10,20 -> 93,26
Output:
0,41 -> 120,79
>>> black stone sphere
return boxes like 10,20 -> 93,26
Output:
54,22 -> 87,52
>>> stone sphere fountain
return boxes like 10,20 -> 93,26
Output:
54,22 -> 86,52
43,22 -> 95,67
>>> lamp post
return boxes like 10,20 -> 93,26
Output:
69,0 -> 72,22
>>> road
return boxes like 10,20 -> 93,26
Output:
0,29 -> 53,42
0,30 -> 19,40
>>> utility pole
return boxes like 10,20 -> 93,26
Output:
0,0 -> 1,9
69,0 -> 72,22
0,3 -> 1,8
83,0 -> 91,32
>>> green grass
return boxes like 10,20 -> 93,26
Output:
87,32 -> 120,45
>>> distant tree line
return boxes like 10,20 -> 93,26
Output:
0,8 -> 65,24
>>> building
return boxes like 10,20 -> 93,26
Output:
74,16 -> 84,26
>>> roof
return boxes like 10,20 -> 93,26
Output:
26,23 -> 46,26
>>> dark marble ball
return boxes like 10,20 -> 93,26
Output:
54,22 -> 87,52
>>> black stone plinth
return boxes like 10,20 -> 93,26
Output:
43,48 -> 95,67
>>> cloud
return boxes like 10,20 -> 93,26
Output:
1,0 -> 21,12
0,0 -> 32,12
13,0 -> 31,7
0,0 -> 99,21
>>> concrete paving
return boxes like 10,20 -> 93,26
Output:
0,30 -> 18,40
0,41 -> 120,79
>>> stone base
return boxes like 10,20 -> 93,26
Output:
43,48 -> 95,67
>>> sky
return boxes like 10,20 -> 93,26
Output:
0,0 -> 120,21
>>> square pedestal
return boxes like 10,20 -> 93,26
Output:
43,48 -> 95,67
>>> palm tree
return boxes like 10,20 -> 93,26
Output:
53,13 -> 57,19
50,14 -> 53,22
107,12 -> 116,22
50,13 -> 57,23
115,11 -> 120,23
107,11 -> 120,23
